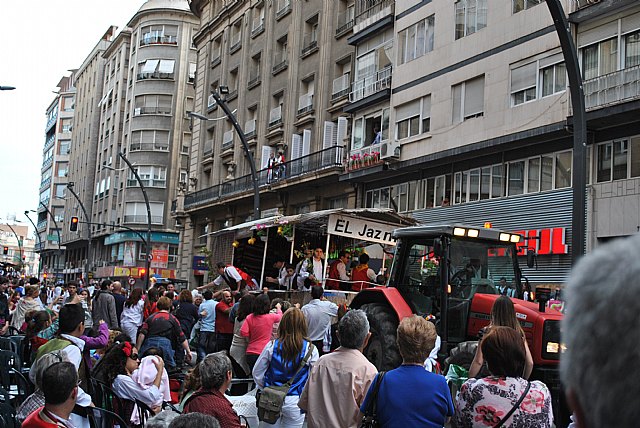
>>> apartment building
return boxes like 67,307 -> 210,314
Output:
61,27 -> 116,283
176,0 -> 356,285
36,74 -> 76,282
0,224 -> 39,278
89,0 -> 199,284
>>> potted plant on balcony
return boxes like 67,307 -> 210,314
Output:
277,223 -> 294,242
256,224 -> 268,242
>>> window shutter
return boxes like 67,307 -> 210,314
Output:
464,76 -> 484,118
578,21 -> 618,47
142,59 -> 159,73
452,83 -> 462,122
261,145 -> 274,169
291,133 -> 302,159
422,95 -> 431,117
396,100 -> 421,122
622,12 -> 640,34
337,117 -> 348,146
302,129 -> 311,156
510,62 -> 537,92
323,121 -> 335,149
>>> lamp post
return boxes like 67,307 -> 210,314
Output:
24,211 -> 42,279
543,0 -> 587,264
66,182 -> 92,285
1,221 -> 23,273
189,87 -> 261,219
38,201 -> 62,281
118,152 -> 151,290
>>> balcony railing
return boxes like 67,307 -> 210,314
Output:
248,71 -> 261,88
346,144 -> 384,171
42,157 -> 54,170
130,142 -> 169,151
203,141 -> 214,158
584,65 -> 640,111
184,145 -> 344,210
276,0 -> 291,19
297,94 -> 314,115
123,215 -> 164,224
301,34 -> 318,56
354,0 -> 394,28
229,33 -> 242,53
336,9 -> 355,36
37,220 -> 47,231
134,106 -> 172,116
126,178 -> 166,188
137,71 -> 174,80
272,53 -> 288,74
140,34 -> 178,47
222,130 -> 234,150
40,177 -> 52,190
245,119 -> 257,138
269,106 -> 283,128
332,74 -> 351,100
349,65 -> 392,103
44,135 -> 55,150
45,115 -> 57,131
251,19 -> 264,36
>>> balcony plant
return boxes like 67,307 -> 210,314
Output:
256,224 -> 268,241
277,223 -> 294,241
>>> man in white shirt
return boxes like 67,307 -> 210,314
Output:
299,248 -> 326,289
299,309 -> 377,428
265,258 -> 288,290
302,286 -> 338,356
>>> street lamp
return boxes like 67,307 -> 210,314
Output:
0,220 -> 24,273
24,211 -> 42,279
188,89 -> 261,220
543,0 -> 587,264
0,86 -> 16,91
118,152 -> 151,290
38,202 -> 63,281
66,182 -> 92,285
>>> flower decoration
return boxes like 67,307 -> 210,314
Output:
277,224 -> 293,238
232,240 -> 240,248
248,237 -> 256,245
122,341 -> 133,357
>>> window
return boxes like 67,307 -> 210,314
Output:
398,15 -> 435,65
62,96 -> 74,111
252,3 -> 265,34
61,119 -> 72,133
625,30 -> 640,68
396,100 -> 420,140
511,55 -> 566,105
58,140 -> 71,155
507,161 -> 525,196
56,162 -> 68,177
511,62 -> 537,105
137,59 -> 175,80
211,35 -> 222,65
188,63 -> 196,84
249,53 -> 261,86
124,202 -> 164,224
455,0 -> 487,40
130,130 -> 170,151
55,184 -> 66,198
512,0 -> 542,14
555,151 -> 572,188
298,76 -> 314,114
302,15 -> 319,55
581,38 -> 618,80
140,25 -> 178,46
540,61 -> 566,97
230,19 -> 243,52
352,108 -> 389,150
134,95 -> 172,115
273,35 -> 288,72
452,75 -> 484,122
128,166 -> 167,188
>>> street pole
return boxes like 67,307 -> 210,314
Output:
119,152 -> 151,290
66,182 -> 92,286
543,0 -> 587,264
24,211 -> 42,279
39,201 -> 62,281
210,91 -> 261,220
3,223 -> 23,274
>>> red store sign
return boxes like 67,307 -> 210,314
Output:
513,227 -> 569,255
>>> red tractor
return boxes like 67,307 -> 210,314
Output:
349,225 -> 564,418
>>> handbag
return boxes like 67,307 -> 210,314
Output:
494,381 -> 531,428
257,342 -> 315,424
359,371 -> 386,428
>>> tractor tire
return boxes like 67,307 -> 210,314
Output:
361,303 -> 402,371
445,341 -> 490,377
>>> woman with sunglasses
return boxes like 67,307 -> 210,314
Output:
92,341 -> 165,418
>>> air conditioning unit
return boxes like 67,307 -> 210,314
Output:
380,140 -> 400,160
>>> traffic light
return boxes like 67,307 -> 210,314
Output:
139,268 -> 146,279
43,273 -> 47,280
2,246 -> 7,255
70,216 -> 79,232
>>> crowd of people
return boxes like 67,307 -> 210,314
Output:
2,229 -> 634,428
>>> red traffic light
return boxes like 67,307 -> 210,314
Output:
70,216 -> 79,232
2,246 -> 7,255
139,268 -> 147,278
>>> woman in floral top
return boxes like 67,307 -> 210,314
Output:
453,327 -> 553,427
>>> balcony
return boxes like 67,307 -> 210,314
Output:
584,65 -> 640,111
349,65 -> 392,103
229,33 -> 242,53
297,94 -> 314,116
244,119 -> 257,139
184,145 -> 344,210
124,215 -> 164,225
137,71 -> 174,80
140,34 -> 177,47
268,106 -> 283,128
211,55 -> 221,67
37,220 -> 47,231
272,53 -> 288,75
40,177 -> 52,190
44,135 -> 55,151
276,0 -> 291,19
42,157 -> 54,170
354,0 -> 394,30
336,9 -> 355,37
45,114 -> 57,131
345,144 -> 383,172
251,19 -> 265,37
222,130 -> 234,150
130,142 -> 169,152
248,71 -> 261,89
301,33 -> 318,57
332,74 -> 351,101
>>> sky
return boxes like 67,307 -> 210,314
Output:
0,0 -> 147,233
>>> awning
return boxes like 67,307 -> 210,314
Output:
274,208 -> 415,232
203,215 -> 282,238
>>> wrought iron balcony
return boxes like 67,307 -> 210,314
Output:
336,9 -> 355,36
184,145 -> 344,210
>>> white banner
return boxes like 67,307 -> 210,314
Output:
327,214 -> 398,246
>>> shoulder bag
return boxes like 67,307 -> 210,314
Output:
494,381 -> 531,428
257,342 -> 315,424
359,371 -> 386,428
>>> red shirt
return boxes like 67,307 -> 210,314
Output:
184,388 -> 242,428
22,407 -> 66,427
215,300 -> 234,334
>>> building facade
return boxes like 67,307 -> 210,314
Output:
62,26 -> 116,283
176,0 -> 357,285
0,224 -> 38,278
89,0 -> 200,285
36,74 -> 76,282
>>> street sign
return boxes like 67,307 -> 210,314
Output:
128,276 -> 136,286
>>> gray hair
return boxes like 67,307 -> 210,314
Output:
146,410 -> 180,428
169,413 -> 220,428
561,234 -> 640,427
200,352 -> 232,390
338,309 -> 370,349
30,350 -> 69,389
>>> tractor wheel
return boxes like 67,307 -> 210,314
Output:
361,303 -> 402,371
